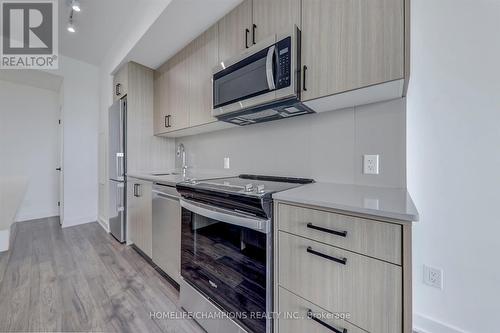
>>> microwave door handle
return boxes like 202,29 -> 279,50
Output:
266,45 -> 276,91
180,199 -> 269,233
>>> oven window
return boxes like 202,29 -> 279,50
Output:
214,48 -> 271,108
181,208 -> 267,333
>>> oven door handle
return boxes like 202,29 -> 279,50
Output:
266,45 -> 276,91
180,199 -> 270,234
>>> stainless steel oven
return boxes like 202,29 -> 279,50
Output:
212,26 -> 314,126
180,198 -> 271,333
177,175 -> 314,333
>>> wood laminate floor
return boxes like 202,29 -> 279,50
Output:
0,217 -> 204,333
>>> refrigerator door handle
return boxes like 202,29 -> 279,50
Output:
116,153 -> 124,180
117,182 -> 125,212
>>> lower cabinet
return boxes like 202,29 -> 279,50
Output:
274,202 -> 412,333
278,287 -> 366,333
152,186 -> 181,284
127,178 -> 152,257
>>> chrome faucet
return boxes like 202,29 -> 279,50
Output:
177,143 -> 188,177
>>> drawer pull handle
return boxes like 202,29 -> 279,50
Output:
307,223 -> 347,237
307,309 -> 347,333
307,246 -> 347,265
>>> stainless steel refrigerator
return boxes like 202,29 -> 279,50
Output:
108,98 -> 126,243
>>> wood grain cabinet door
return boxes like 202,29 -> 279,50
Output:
165,50 -> 190,132
187,24 -> 219,127
301,0 -> 404,101
153,67 -> 169,135
279,231 -> 402,333
113,65 -> 128,102
252,0 -> 301,43
218,0 -> 253,61
127,179 -> 152,258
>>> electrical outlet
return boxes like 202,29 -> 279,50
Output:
423,265 -> 443,289
224,157 -> 230,169
363,155 -> 379,175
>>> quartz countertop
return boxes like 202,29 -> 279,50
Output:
273,182 -> 419,222
126,170 -> 233,187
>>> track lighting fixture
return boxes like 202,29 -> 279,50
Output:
67,10 -> 76,33
71,0 -> 81,12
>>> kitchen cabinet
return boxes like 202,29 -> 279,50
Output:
127,178 -> 152,257
154,25 -> 218,135
113,65 -> 128,101
186,24 -> 219,127
274,201 -> 413,333
252,0 -> 300,43
218,0 -> 253,62
152,185 -> 181,284
218,0 -> 300,61
301,0 -> 405,102
154,49 -> 190,134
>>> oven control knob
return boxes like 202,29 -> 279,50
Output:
257,185 -> 265,193
244,184 -> 254,192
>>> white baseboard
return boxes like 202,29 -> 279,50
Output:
15,210 -> 59,222
97,216 -> 109,232
414,313 -> 469,333
0,227 -> 10,252
62,215 -> 97,228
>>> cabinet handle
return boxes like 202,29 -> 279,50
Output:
307,246 -> 347,265
133,184 -> 141,197
307,223 -> 347,238
252,24 -> 257,44
307,310 -> 347,333
165,115 -> 171,128
302,65 -> 308,91
245,28 -> 250,48
115,83 -> 122,96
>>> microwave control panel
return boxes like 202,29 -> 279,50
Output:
276,37 -> 292,89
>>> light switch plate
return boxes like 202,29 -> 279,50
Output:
223,157 -> 230,169
363,155 -> 379,175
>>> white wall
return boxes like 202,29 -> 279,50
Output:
176,98 -> 406,188
0,80 -> 60,221
407,1 -> 500,332
51,55 -> 100,227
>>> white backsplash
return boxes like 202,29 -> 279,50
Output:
174,98 -> 406,188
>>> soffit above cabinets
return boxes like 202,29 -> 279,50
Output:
115,0 -> 243,72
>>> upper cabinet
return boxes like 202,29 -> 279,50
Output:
218,0 -> 253,62
154,25 -> 218,135
152,0 -> 408,136
301,0 -> 405,102
252,0 -> 301,44
217,0 -> 301,61
113,65 -> 128,101
186,24 -> 219,127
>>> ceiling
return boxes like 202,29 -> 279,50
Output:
121,0 -> 243,70
58,0 -> 164,66
59,0 -> 242,68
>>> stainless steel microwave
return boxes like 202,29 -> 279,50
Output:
212,26 -> 314,126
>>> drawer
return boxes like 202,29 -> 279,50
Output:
278,232 -> 402,333
278,203 -> 402,265
278,287 -> 367,333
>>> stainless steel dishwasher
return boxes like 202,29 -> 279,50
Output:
152,183 -> 181,285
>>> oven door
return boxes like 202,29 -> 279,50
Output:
180,198 -> 272,333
